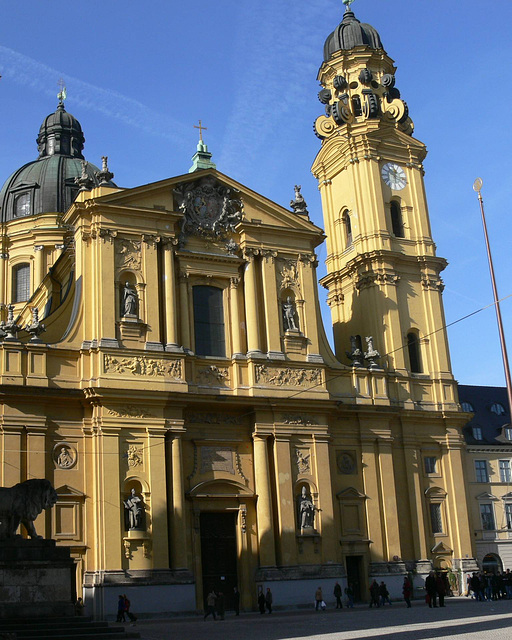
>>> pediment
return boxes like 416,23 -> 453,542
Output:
431,541 -> 453,555
336,487 -> 367,500
55,484 -> 85,499
188,479 -> 254,498
92,169 -> 323,237
476,492 -> 498,501
425,486 -> 447,498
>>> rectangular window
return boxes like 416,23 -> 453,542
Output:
480,504 -> 495,531
473,427 -> 483,440
193,285 -> 226,357
500,460 -> 512,483
430,503 -> 443,534
13,263 -> 30,303
475,460 -> 488,483
505,428 -> 512,441
424,457 -> 437,474
506,504 -> 512,530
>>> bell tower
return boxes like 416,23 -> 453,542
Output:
312,3 -> 455,402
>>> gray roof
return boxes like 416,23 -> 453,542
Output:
323,9 -> 383,62
458,384 -> 511,445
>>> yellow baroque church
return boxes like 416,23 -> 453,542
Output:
0,5 -> 477,617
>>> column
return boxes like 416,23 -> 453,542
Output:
377,438 -> 401,561
360,436 -> 385,562
170,434 -> 188,569
163,240 -> 179,351
143,237 -> 163,350
146,427 -> 169,567
0,252 -> 7,306
33,245 -> 45,290
300,256 -> 323,362
403,442 -> 428,560
243,252 -> 262,356
97,234 -> 118,348
27,424 -> 47,535
179,272 -> 191,352
261,252 -> 283,359
253,434 -> 276,567
229,277 -> 243,357
313,435 -> 337,562
273,436 -> 297,566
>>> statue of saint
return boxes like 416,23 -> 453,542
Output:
298,486 -> 316,530
123,488 -> 143,530
282,296 -> 298,331
122,282 -> 138,317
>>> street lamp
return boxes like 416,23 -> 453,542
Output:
473,178 -> 512,415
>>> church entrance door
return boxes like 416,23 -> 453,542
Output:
200,512 -> 238,610
346,555 -> 363,602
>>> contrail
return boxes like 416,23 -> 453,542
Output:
0,45 -> 189,146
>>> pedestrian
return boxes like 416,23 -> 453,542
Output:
75,597 -> 85,616
258,586 -> 265,614
505,569 -> 512,599
344,584 -> 354,608
369,580 -> 380,607
315,586 -> 323,611
333,581 -> 343,609
116,594 -> 126,622
379,581 -> 392,606
435,574 -> 446,608
233,587 -> 240,616
470,573 -> 481,601
124,594 -> 137,625
425,571 -> 437,608
204,589 -> 217,621
403,576 -> 412,608
216,591 -> 225,620
265,587 -> 273,614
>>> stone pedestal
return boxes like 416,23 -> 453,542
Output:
0,539 -> 76,618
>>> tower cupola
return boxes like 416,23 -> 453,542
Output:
36,103 -> 85,159
323,7 -> 382,62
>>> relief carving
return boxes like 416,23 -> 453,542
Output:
115,238 -> 142,271
282,414 -> 318,426
104,354 -> 182,379
337,451 -> 357,475
200,447 -> 234,474
108,406 -> 155,418
295,449 -> 311,474
126,445 -> 143,468
196,365 -> 230,386
255,365 -> 322,387
53,443 -> 77,469
278,258 -> 300,292
187,412 -> 242,425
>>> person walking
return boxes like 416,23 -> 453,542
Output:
258,587 -> 265,614
402,576 -> 412,608
369,580 -> 380,607
333,582 -> 343,609
425,571 -> 437,608
233,587 -> 240,616
123,594 -> 137,625
315,586 -> 323,611
345,584 -> 354,608
435,573 -> 446,608
204,589 -> 217,621
116,595 -> 126,622
379,581 -> 392,606
265,587 -> 273,614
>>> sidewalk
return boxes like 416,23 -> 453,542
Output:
120,597 -> 512,640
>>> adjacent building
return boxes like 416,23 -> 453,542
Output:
0,5 -> 477,616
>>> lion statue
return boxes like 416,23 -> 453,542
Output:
0,479 -> 58,539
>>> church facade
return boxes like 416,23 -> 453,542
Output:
0,6 -> 476,617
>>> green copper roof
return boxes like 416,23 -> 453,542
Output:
189,140 -> 216,173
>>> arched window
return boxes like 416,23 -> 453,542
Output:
351,95 -> 362,117
407,331 -> 422,373
390,201 -> 404,238
342,210 -> 352,247
13,263 -> 30,303
193,285 -> 225,357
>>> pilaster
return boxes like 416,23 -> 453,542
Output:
163,239 -> 179,351
253,433 -> 276,567
273,435 -> 297,566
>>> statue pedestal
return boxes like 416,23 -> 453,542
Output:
0,538 -> 76,618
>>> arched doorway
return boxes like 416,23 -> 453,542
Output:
482,553 -> 503,575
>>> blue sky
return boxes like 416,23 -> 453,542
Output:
1,0 -> 512,387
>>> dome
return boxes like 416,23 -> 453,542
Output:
323,9 -> 383,62
0,103 -> 116,222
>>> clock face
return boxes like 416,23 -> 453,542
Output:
381,163 -> 407,190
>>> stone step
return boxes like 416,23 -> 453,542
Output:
0,617 -> 140,639
4,634 -> 140,640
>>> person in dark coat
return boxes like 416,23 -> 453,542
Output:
333,582 -> 343,609
258,587 -> 265,614
369,580 -> 380,607
379,581 -> 392,606
435,574 -> 446,607
345,584 -> 354,608
425,571 -> 437,608
116,594 -> 126,622
233,587 -> 240,616
402,576 -> 412,608
265,588 -> 273,614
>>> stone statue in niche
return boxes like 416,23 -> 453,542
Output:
122,282 -> 138,317
282,296 -> 298,331
123,488 -> 144,530
298,486 -> 316,532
